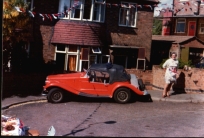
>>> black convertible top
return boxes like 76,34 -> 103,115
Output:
88,63 -> 130,84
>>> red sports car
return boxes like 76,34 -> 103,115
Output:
42,63 -> 149,104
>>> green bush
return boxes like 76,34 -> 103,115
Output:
159,59 -> 194,69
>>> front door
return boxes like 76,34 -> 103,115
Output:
188,21 -> 196,36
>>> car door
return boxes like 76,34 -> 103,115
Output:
76,72 -> 97,96
91,71 -> 110,97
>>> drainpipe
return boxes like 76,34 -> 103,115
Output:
194,0 -> 201,15
195,0 -> 201,36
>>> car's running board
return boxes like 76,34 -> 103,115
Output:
78,92 -> 110,98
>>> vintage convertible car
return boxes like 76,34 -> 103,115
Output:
42,63 -> 149,104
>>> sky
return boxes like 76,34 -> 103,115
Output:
154,0 -> 173,16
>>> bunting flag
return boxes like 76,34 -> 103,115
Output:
157,0 -> 204,16
153,4 -> 158,7
52,14 -> 58,19
144,5 -> 152,10
130,4 -> 135,8
15,6 -> 23,12
121,4 -> 128,8
47,14 -> 53,21
39,13 -> 45,21
186,2 -> 190,6
137,5 -> 143,9
13,2 -> 157,21
28,11 -> 35,17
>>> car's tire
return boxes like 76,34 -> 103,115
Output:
113,88 -> 131,104
47,88 -> 64,103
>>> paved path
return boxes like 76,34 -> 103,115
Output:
2,90 -> 204,110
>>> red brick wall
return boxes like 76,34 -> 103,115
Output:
197,18 -> 204,41
106,0 -> 155,61
32,0 -> 59,63
40,26 -> 55,63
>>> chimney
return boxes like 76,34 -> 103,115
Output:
162,8 -> 173,36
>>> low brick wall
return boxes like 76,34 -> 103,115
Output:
126,66 -> 204,93
152,65 -> 204,93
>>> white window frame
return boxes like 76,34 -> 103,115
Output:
199,23 -> 204,34
100,55 -> 110,63
175,18 -> 186,33
119,2 -> 137,28
54,45 -> 80,71
92,0 -> 106,22
58,0 -> 106,23
70,0 -> 83,20
92,47 -> 101,54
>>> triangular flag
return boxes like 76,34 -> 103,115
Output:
47,126 -> 55,136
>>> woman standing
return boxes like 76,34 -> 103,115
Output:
162,52 -> 179,98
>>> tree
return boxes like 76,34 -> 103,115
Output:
152,18 -> 162,35
3,0 -> 32,72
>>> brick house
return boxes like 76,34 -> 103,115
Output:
151,0 -> 204,67
27,0 -> 159,72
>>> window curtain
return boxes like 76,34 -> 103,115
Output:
68,55 -> 77,71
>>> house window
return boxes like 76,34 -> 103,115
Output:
55,45 -> 80,71
80,48 -> 89,71
176,18 -> 185,33
92,47 -> 101,54
58,0 -> 71,18
93,0 -> 105,22
119,2 -> 137,27
59,0 -> 106,22
55,45 -> 104,72
200,23 -> 204,34
71,0 -> 82,19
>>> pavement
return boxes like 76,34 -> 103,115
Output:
2,90 -> 204,110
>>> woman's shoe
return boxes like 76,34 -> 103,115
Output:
167,93 -> 170,97
162,94 -> 167,98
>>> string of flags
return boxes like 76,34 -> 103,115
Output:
156,0 -> 204,16
13,2 -> 158,21
174,0 -> 204,15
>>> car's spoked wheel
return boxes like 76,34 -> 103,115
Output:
47,88 -> 64,103
114,88 -> 131,104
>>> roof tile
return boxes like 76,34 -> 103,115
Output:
51,20 -> 106,46
152,35 -> 195,43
